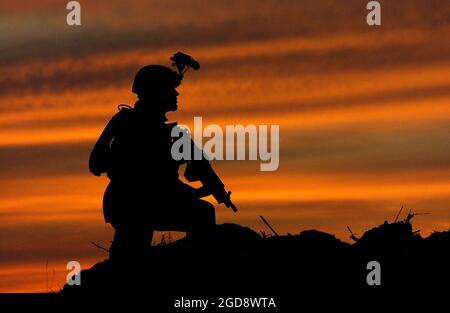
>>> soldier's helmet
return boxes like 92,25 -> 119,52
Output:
132,65 -> 182,95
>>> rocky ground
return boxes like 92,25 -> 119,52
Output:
59,222 -> 449,311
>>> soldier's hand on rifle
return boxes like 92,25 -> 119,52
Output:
195,185 -> 212,198
179,181 -> 211,199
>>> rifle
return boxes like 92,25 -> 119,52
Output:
184,159 -> 238,212
170,52 -> 237,212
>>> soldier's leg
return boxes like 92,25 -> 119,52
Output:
109,222 -> 154,262
185,198 -> 216,239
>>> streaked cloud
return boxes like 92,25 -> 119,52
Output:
1,0 -> 449,292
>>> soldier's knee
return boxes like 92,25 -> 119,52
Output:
198,200 -> 216,224
202,200 -> 214,211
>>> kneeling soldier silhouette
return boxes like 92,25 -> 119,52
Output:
89,52 -> 236,262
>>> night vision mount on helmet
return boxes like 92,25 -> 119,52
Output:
131,52 -> 200,95
170,51 -> 200,76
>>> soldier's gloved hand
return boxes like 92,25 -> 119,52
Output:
178,181 -> 211,199
195,185 -> 212,198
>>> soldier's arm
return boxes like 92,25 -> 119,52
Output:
178,180 -> 212,198
195,184 -> 212,198
89,116 -> 116,176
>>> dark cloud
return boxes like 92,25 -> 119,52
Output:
2,0 -> 449,76
3,82 -> 450,129
278,125 -> 450,175
0,142 -> 92,179
2,33 -> 450,99
200,83 -> 450,117
0,114 -> 110,130
5,0 -> 449,60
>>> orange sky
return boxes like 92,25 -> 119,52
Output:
1,0 -> 449,292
